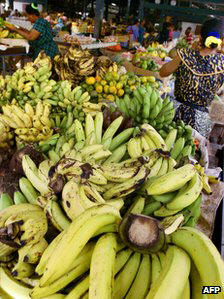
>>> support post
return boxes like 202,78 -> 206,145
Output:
126,0 -> 131,19
94,0 -> 104,39
138,0 -> 144,20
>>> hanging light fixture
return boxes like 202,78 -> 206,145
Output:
155,0 -> 161,4
170,0 -> 176,6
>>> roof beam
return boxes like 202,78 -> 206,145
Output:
144,2 -> 224,16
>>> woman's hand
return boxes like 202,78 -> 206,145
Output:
4,23 -> 17,31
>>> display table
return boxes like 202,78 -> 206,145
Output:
0,46 -> 28,77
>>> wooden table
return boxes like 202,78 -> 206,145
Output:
0,46 -> 28,77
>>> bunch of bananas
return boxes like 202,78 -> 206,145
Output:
0,121 -> 14,148
1,203 -> 223,299
0,52 -> 52,107
159,120 -> 196,159
116,85 -> 175,129
0,29 -> 9,38
45,112 -> 133,164
54,46 -> 95,85
0,101 -> 53,142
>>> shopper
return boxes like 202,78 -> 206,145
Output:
159,18 -> 224,137
5,3 -> 58,60
184,27 -> 193,44
139,19 -> 146,45
127,19 -> 140,42
157,22 -> 170,44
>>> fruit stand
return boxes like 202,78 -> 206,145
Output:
0,16 -> 223,296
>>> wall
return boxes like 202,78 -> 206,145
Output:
13,2 -> 43,12
181,22 -> 200,36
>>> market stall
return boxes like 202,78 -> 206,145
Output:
0,7 -> 223,299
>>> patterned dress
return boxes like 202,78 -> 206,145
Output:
174,48 -> 224,137
29,18 -> 59,60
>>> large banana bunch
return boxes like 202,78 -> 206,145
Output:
0,121 -> 14,148
160,120 -> 196,159
116,85 -> 175,130
1,225 -> 223,299
54,46 -> 95,85
46,112 -> 133,165
0,101 -> 53,142
0,204 -> 47,261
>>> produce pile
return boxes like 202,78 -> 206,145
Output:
132,55 -> 160,71
0,50 -> 223,299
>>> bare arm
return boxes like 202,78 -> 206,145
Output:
159,54 -> 182,77
14,27 -> 40,41
5,23 -> 40,41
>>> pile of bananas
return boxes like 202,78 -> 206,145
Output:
1,203 -> 223,299
0,121 -> 14,148
54,47 -> 95,85
160,120 -> 196,160
0,203 -> 48,282
0,52 -> 52,107
0,101 -> 53,142
116,86 -> 175,130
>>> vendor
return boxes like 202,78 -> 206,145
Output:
5,3 -> 58,60
159,18 -> 224,137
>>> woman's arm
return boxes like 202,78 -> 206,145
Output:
159,55 -> 181,77
4,23 -> 40,41
14,28 -> 40,41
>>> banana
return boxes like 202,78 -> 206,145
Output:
109,128 -> 134,151
0,115 -> 19,129
148,157 -> 163,177
101,164 -> 141,183
126,254 -> 151,299
115,248 -> 133,273
31,242 -> 95,298
89,149 -> 111,161
190,261 -> 208,299
141,124 -> 167,150
146,245 -> 190,299
85,113 -> 95,145
171,227 -> 224,297
11,105 -> 32,128
0,193 -> 13,211
125,196 -> 145,216
157,158 -> 169,176
0,267 -> 32,298
89,233 -> 117,299
40,205 -> 121,286
171,137 -> 185,159
66,275 -> 89,299
18,238 -> 48,264
151,253 -> 162,285
114,252 -> 141,299
165,129 -> 177,150
102,116 -> 123,144
12,261 -> 35,279
104,166 -> 149,199
94,112 -> 104,144
36,232 -> 65,276
83,183 -> 105,203
13,191 -> 28,204
181,279 -> 190,299
152,191 -> 177,203
166,173 -> 202,210
167,157 -> 177,173
104,144 -> 127,164
22,155 -> 50,196
2,105 -> 25,128
146,164 -> 196,195
45,200 -> 71,231
62,180 -> 86,220
128,137 -> 143,158
154,205 -> 180,217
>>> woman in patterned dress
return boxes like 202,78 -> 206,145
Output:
160,19 -> 224,137
5,3 -> 58,60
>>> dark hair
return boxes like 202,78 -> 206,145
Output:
201,18 -> 224,49
25,4 -> 40,17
